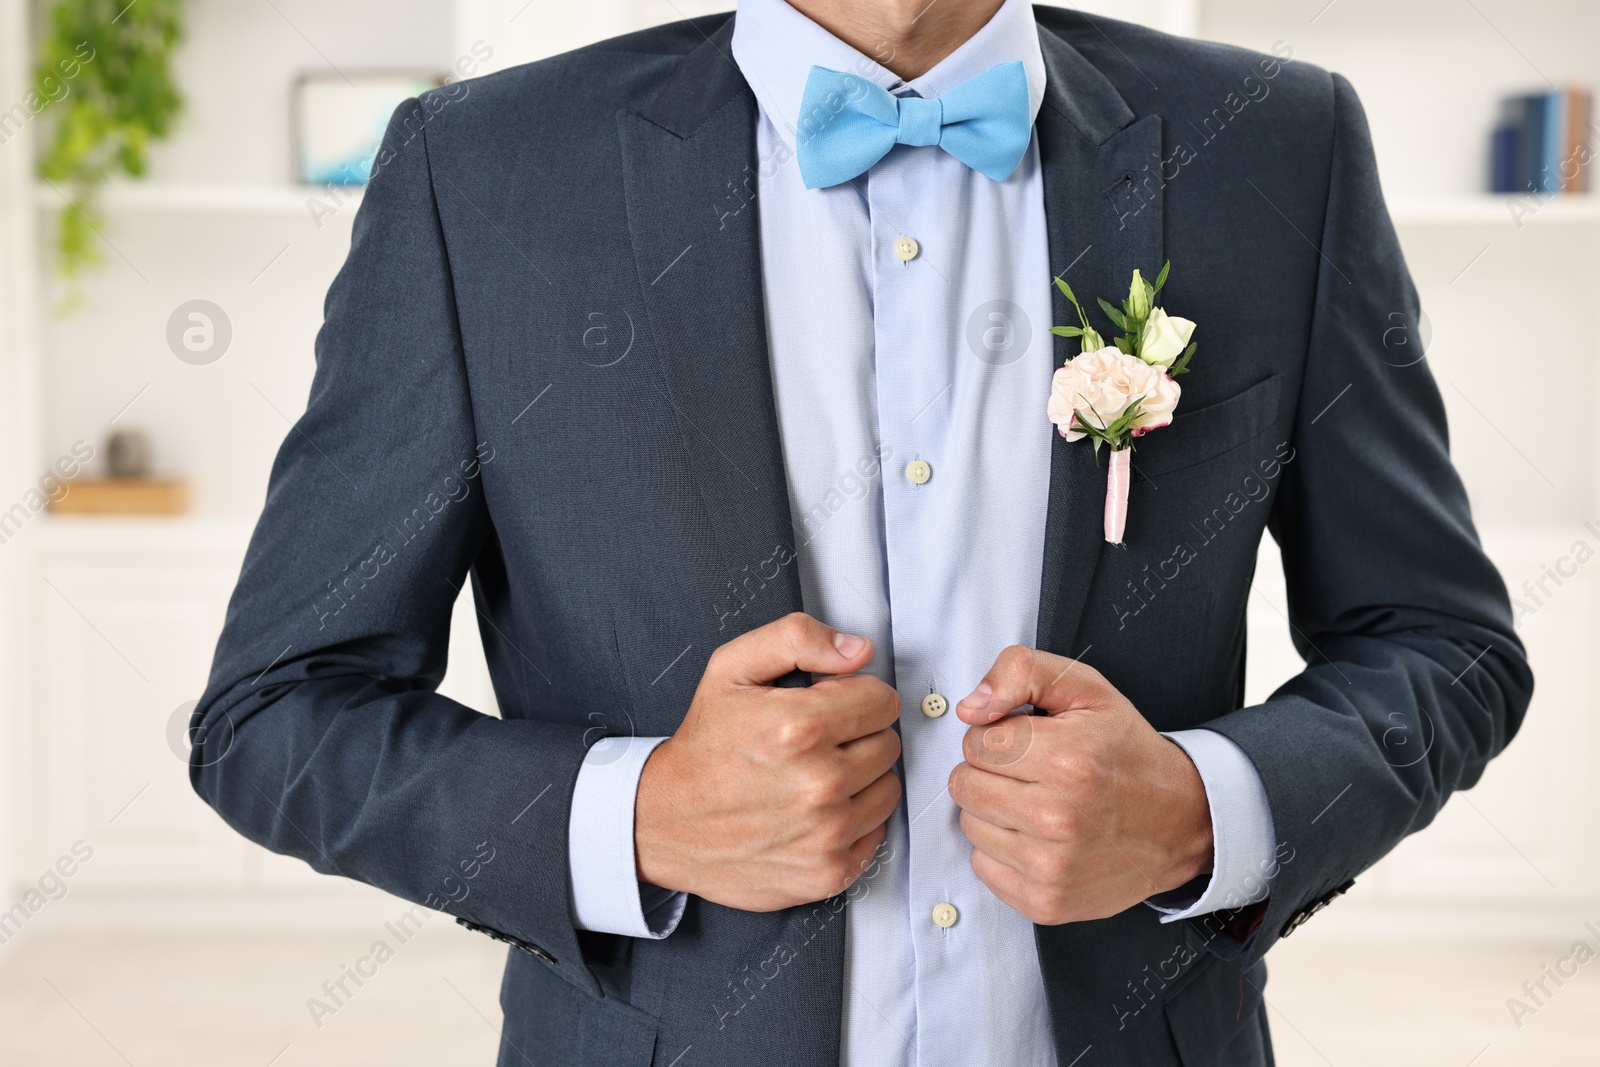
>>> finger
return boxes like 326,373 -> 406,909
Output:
714,612 -> 874,687
958,714 -> 1048,783
844,770 -> 902,842
837,727 -> 901,793
803,673 -> 902,745
842,822 -> 891,888
970,847 -> 1034,918
956,644 -> 1112,723
948,761 -> 1036,830
959,810 -> 1034,872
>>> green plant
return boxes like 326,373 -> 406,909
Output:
34,0 -> 184,292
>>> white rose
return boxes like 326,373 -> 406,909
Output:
1138,307 -> 1196,368
1048,346 -> 1181,443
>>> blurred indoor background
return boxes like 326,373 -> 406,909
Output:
0,0 -> 1597,1064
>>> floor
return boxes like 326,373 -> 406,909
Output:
1,921 -> 1596,1066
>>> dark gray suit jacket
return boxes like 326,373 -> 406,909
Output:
191,10 -> 1533,1066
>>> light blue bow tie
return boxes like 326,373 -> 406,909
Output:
795,60 -> 1031,189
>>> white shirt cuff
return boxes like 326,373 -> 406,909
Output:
567,735 -> 686,938
1146,729 -> 1277,921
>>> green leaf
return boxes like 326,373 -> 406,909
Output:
1101,399 -> 1146,442
1153,260 -> 1171,294
1170,340 -> 1198,376
1049,325 -> 1084,337
1115,336 -> 1134,355
1054,274 -> 1095,333
1097,298 -> 1128,331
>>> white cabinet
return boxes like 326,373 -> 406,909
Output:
36,547 -> 246,888
16,518 -> 496,915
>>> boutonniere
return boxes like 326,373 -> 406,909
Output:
1047,262 -> 1198,545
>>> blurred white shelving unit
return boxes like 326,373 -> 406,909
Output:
33,182 -> 353,216
1207,0 -> 1600,931
1,0 -> 1595,931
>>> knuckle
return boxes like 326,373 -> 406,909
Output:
779,611 -> 813,644
881,773 -> 903,811
867,676 -> 898,701
1019,886 -> 1055,925
772,715 -> 823,755
1033,804 -> 1074,841
958,809 -> 978,841
796,766 -> 846,809
998,644 -> 1034,677
813,811 -> 853,852
1049,748 -> 1086,785
879,727 -> 903,765
866,772 -> 901,821
878,688 -> 902,719
961,726 -> 984,765
1035,849 -> 1071,885
815,857 -> 856,895
947,762 -> 967,801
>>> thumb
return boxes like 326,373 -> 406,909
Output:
713,612 -> 873,686
955,645 -> 1108,724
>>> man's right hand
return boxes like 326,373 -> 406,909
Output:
634,612 -> 903,912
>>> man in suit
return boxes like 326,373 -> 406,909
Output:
190,1 -> 1532,1064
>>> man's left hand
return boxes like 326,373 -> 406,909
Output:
948,646 -> 1214,925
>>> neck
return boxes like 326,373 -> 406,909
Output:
785,0 -> 1007,80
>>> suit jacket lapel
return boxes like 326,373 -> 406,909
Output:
618,25 -> 847,1067
618,23 -> 805,636
1034,28 -> 1165,661
1032,25 -> 1180,1064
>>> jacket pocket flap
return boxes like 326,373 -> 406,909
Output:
1133,374 -> 1283,482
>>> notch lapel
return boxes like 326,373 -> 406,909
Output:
618,23 -> 805,636
1033,28 -> 1165,660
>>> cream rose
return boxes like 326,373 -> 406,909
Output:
1138,307 -> 1197,368
1047,346 -> 1181,443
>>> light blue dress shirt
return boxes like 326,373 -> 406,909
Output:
566,1 -> 1277,1064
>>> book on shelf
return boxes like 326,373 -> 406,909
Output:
1490,87 -> 1593,195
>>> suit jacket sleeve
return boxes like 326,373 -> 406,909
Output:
1200,73 -> 1534,961
189,96 -> 600,994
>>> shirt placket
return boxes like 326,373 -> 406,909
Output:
866,143 -> 971,1067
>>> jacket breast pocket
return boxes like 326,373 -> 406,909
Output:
1133,374 -> 1284,483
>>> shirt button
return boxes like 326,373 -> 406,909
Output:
905,459 -> 932,485
920,693 -> 948,718
931,902 -> 959,928
894,235 -> 920,262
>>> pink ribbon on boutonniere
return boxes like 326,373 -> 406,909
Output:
1105,448 -> 1131,544
1045,262 -> 1198,545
